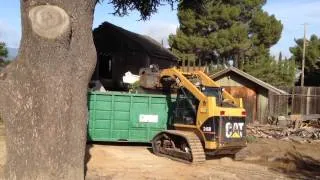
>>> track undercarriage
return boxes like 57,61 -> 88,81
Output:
152,130 -> 206,163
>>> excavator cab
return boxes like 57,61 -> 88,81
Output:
173,86 -> 226,125
200,86 -> 223,103
174,87 -> 199,125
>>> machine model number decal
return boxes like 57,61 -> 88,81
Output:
139,114 -> 159,123
225,122 -> 244,138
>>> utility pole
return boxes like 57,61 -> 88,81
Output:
301,23 -> 307,87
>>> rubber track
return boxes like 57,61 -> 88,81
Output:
156,130 -> 206,163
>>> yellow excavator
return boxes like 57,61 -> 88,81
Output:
139,67 -> 247,163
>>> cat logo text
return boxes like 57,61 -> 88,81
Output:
225,122 -> 244,138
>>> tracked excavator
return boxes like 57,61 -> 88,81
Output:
139,67 -> 247,163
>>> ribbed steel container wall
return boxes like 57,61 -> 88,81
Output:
87,91 -> 175,142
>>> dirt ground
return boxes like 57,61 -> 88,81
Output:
85,139 -> 320,180
1,125 -> 320,179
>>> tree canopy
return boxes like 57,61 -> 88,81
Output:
169,0 -> 283,67
244,55 -> 296,87
0,42 -> 8,60
290,34 -> 320,86
108,0 -> 177,19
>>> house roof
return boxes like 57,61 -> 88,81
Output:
210,67 -> 289,95
93,22 -> 178,62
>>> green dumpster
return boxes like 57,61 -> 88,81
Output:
87,91 -> 175,143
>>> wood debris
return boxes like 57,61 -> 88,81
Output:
247,116 -> 320,141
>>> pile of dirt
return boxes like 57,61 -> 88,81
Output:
236,139 -> 320,179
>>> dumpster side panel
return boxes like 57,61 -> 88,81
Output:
88,92 -> 174,143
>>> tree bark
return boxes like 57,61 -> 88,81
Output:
0,0 -> 96,179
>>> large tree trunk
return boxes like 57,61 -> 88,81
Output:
0,0 -> 96,179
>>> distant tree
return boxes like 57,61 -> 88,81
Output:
278,52 -> 282,62
243,56 -> 296,87
290,34 -> 320,86
169,0 -> 283,68
0,42 -> 9,69
0,42 -> 8,61
0,0 -> 179,179
0,60 -> 10,69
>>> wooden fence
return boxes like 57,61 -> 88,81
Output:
269,87 -> 320,117
180,66 -> 207,73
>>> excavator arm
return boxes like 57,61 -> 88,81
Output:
139,66 -> 242,108
160,68 -> 206,101
195,71 -> 242,108
160,68 -> 242,107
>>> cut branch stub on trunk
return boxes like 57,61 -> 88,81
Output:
29,5 -> 70,39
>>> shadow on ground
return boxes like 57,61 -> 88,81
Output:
89,141 -> 150,147
84,143 -> 93,177
146,145 -> 235,162
206,154 -> 235,160
269,152 -> 320,179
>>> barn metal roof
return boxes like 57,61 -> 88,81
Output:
210,67 -> 289,95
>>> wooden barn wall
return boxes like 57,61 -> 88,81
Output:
224,87 -> 257,123
214,73 -> 271,123
257,88 -> 268,124
215,74 -> 247,87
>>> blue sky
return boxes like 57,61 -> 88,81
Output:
0,0 -> 319,58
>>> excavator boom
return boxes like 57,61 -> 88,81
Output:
140,67 -> 241,107
159,68 -> 207,101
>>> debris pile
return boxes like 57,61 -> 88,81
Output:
247,125 -> 284,139
247,115 -> 320,141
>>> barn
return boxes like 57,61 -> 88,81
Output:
92,22 -> 178,90
211,67 -> 289,124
